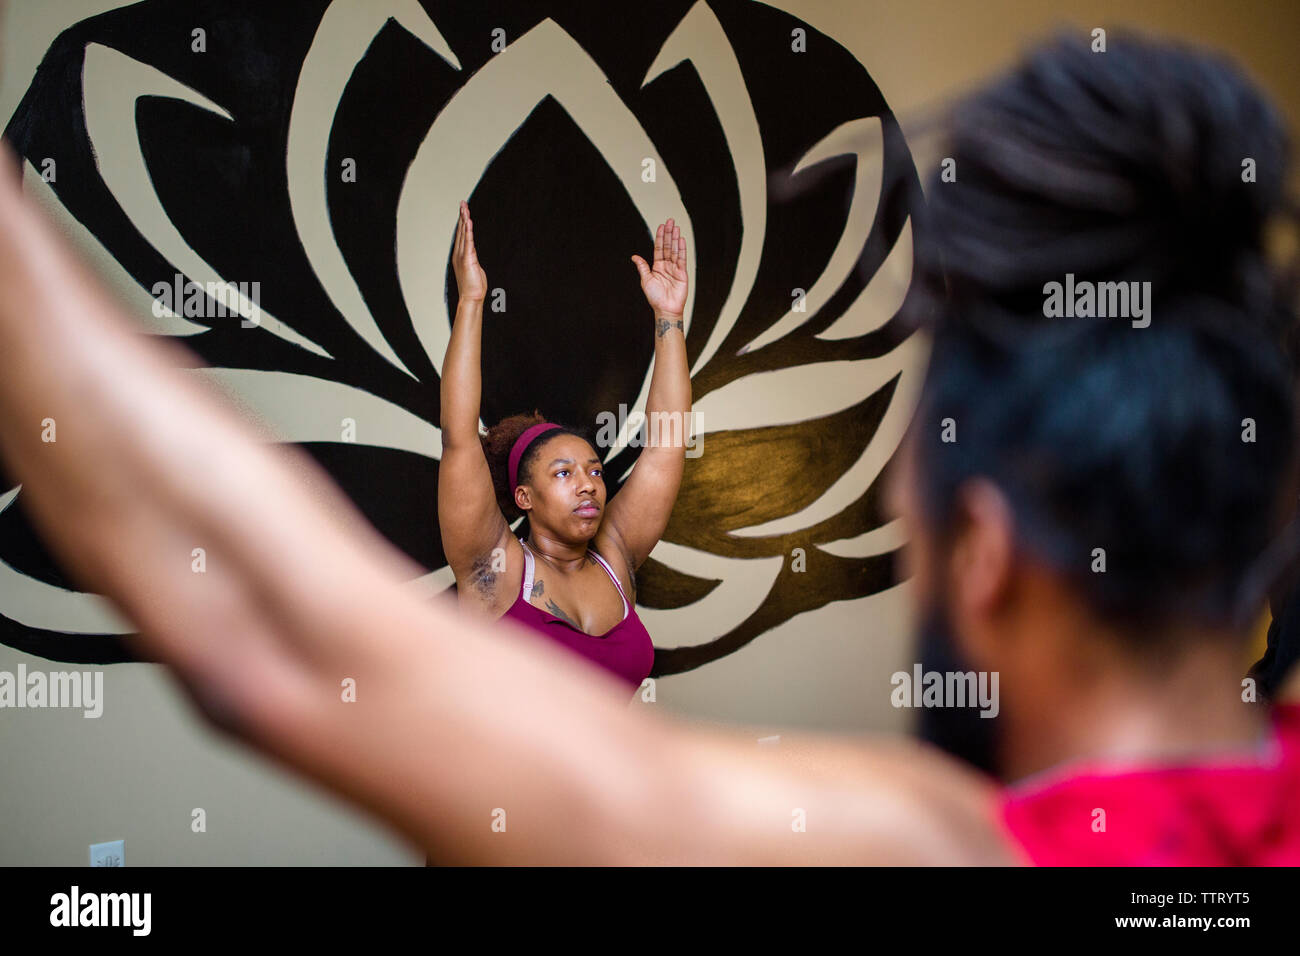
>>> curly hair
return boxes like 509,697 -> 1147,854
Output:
480,410 -> 596,520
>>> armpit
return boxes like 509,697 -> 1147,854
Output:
467,552 -> 499,597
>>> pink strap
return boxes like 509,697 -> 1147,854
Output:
519,539 -> 535,600
590,550 -> 629,619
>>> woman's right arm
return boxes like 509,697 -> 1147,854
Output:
438,202 -> 510,594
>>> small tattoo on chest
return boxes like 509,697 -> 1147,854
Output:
545,599 -> 582,631
530,562 -> 618,635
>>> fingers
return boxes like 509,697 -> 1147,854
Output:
630,255 -> 650,281
455,200 -> 477,261
655,219 -> 680,267
653,219 -> 685,265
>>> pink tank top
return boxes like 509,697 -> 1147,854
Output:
500,538 -> 654,691
998,703 -> 1300,865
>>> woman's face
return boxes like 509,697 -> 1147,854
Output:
515,434 -> 607,541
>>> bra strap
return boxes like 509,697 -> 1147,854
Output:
590,550 -> 629,618
519,538 -> 535,601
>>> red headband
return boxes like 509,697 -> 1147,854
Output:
508,422 -> 561,492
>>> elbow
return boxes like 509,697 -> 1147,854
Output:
440,424 -> 483,450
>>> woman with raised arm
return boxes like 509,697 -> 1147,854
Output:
4,33 -> 1300,869
437,201 -> 691,691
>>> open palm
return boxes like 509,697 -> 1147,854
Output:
631,218 -> 688,317
453,200 -> 488,302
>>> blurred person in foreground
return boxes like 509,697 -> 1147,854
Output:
0,32 -> 1298,865
914,31 -> 1300,778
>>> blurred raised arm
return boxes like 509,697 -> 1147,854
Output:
0,153 -> 1010,864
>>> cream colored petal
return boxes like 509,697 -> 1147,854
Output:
738,117 -> 884,354
82,43 -> 331,359
397,18 -> 693,453
287,0 -> 461,381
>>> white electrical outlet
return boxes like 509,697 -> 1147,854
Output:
89,840 -> 124,867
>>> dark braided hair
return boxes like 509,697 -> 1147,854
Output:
480,410 -> 595,520
906,31 -> 1300,642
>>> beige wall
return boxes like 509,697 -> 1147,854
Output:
1,0 -> 1296,865
808,0 -> 1300,194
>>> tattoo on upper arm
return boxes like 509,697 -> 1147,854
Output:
655,317 -> 684,338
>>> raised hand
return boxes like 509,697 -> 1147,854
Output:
452,200 -> 488,303
631,218 -> 688,319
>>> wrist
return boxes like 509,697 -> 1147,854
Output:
653,312 -> 685,338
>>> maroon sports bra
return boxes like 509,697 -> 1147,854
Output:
499,538 -> 653,690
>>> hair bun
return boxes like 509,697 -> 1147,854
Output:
918,30 -> 1292,332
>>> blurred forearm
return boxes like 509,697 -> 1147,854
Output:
0,150 -> 423,672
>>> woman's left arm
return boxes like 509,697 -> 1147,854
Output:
600,219 -> 692,573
